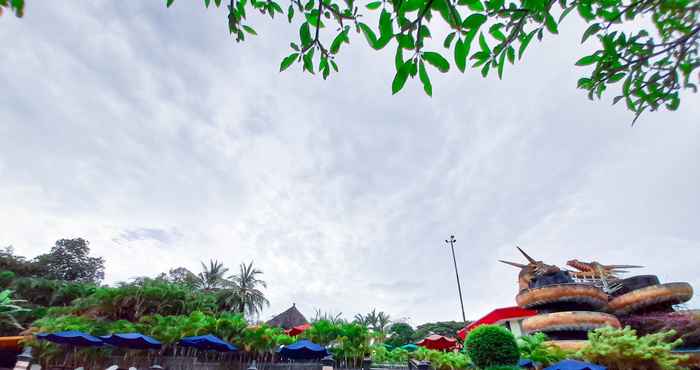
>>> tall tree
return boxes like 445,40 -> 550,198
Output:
166,267 -> 199,288
227,261 -> 269,317
33,238 -> 105,283
195,260 -> 229,291
386,322 -> 415,347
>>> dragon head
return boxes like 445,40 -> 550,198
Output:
500,247 -> 561,290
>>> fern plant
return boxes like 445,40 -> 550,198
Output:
578,326 -> 687,370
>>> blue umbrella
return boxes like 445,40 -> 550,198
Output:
543,360 -> 607,370
100,333 -> 162,350
36,331 -> 103,347
518,359 -> 535,368
178,334 -> 237,352
277,339 -> 328,360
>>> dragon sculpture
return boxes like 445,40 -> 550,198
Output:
499,247 -> 562,290
566,259 -> 643,280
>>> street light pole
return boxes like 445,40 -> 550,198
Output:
445,235 -> 467,325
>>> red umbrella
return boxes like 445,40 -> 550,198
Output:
286,323 -> 311,336
416,334 -> 458,351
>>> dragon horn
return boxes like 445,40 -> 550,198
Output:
516,246 -> 537,263
499,260 -> 526,268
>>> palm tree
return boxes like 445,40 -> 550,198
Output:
226,261 -> 269,317
196,260 -> 229,291
0,289 -> 28,329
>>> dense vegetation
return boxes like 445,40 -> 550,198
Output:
0,239 -> 694,370
579,326 -> 687,370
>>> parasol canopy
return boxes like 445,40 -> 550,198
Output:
400,344 -> 418,352
100,333 -> 162,350
286,323 -> 311,336
543,360 -> 607,370
416,335 -> 458,351
277,339 -> 329,360
36,331 -> 103,347
178,334 -> 237,352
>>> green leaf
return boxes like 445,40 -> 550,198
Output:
608,72 -> 625,83
518,30 -> 535,59
423,51 -> 450,72
396,34 -> 415,49
392,62 -> 411,94
330,29 -> 349,54
167,0 -> 175,7
575,54 -> 598,66
401,0 -> 423,11
303,51 -> 315,73
581,23 -> 601,43
300,22 -> 312,47
395,46 -> 404,72
419,61 -> 433,96
242,25 -> 257,35
489,23 -> 506,41
558,5 -> 574,22
379,9 -> 393,40
280,53 -> 299,71
487,0 -> 504,10
481,62 -> 490,77
331,60 -> 339,72
478,32 -> 490,53
506,46 -> 515,64
459,0 -> 485,11
462,14 -> 487,30
205,0 -> 211,7
443,32 -> 456,48
545,14 -> 558,34
454,38 -> 467,72
366,1 -> 382,9
291,42 -> 300,51
497,50 -> 506,79
358,23 -> 379,48
287,4 -> 294,22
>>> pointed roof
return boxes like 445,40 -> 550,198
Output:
266,304 -> 309,330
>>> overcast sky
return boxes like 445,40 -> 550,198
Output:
1,2 -> 698,326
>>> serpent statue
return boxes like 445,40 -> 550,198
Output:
497,247 -> 695,348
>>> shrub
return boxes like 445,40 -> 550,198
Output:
517,333 -> 568,366
466,325 -> 519,369
578,326 -> 687,370
484,366 -> 520,370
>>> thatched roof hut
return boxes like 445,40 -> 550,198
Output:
267,304 -> 309,329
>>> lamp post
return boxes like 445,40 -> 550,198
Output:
445,235 -> 467,325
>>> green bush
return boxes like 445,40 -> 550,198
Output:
578,326 -> 687,370
484,366 -> 520,370
466,325 -> 519,369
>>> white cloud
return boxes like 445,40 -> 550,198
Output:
0,1 -> 698,325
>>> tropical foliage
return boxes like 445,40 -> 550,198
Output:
465,325 -> 519,369
577,326 -> 687,370
412,321 -> 465,342
371,345 -> 471,370
0,289 -> 28,330
517,332 -> 568,367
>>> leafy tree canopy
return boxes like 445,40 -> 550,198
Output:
385,322 -> 415,346
34,238 -> 105,283
5,0 -> 698,122
412,320 -> 466,341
